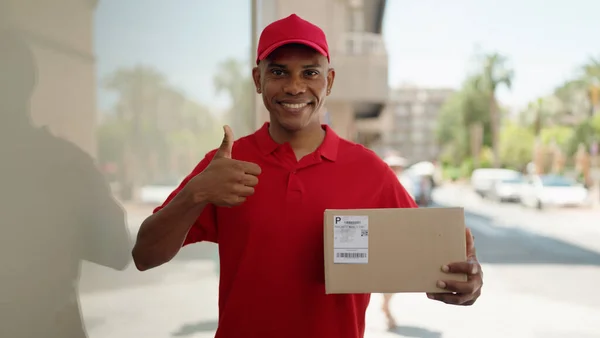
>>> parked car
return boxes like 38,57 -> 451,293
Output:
470,168 -> 522,198
519,174 -> 589,209
488,175 -> 525,203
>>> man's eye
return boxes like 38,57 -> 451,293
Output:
271,69 -> 284,76
305,70 -> 319,76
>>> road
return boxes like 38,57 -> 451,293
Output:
78,186 -> 600,338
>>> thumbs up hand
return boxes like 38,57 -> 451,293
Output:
184,125 -> 262,207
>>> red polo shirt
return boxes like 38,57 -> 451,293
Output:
154,122 -> 417,338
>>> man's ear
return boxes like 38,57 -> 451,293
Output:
252,66 -> 262,94
326,67 -> 335,96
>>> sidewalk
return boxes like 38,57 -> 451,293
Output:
589,186 -> 600,209
365,265 -> 600,338
434,184 -> 600,254
77,199 -> 600,338
80,262 -> 600,338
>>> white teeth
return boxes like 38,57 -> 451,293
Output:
281,103 -> 308,109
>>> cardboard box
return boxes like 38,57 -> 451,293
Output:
323,207 -> 467,294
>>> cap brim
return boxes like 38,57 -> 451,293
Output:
257,39 -> 329,64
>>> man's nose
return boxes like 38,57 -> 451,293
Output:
283,75 -> 307,95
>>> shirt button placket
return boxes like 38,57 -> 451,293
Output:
286,169 -> 303,212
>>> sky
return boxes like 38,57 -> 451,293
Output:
94,0 -> 600,113
94,0 -> 252,113
383,0 -> 600,110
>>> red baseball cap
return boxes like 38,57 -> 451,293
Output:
256,14 -> 330,65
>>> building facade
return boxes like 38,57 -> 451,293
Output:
380,86 -> 455,163
252,0 -> 389,141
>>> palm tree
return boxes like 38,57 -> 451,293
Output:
476,53 -> 514,168
582,57 -> 600,82
550,57 -> 600,124
103,65 -> 168,199
581,56 -> 600,116
553,79 -> 589,123
520,96 -> 563,135
213,58 -> 254,136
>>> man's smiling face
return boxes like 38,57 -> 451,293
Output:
253,44 -> 335,132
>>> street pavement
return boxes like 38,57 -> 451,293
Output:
78,190 -> 600,338
433,184 -> 600,255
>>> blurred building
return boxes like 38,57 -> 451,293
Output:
253,0 -> 389,141
375,86 -> 454,163
1,0 -> 98,157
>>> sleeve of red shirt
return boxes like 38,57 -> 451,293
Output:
378,165 -> 419,209
152,149 -> 219,246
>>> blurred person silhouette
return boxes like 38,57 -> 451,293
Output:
384,154 -> 415,199
380,155 -> 406,329
0,26 -> 132,338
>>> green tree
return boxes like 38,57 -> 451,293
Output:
539,126 -> 574,150
214,58 -> 254,137
436,93 -> 468,166
436,75 -> 491,168
565,117 -> 599,156
102,65 -> 169,198
553,79 -> 590,122
100,65 -> 218,200
475,53 -> 514,168
514,56 -> 600,171
96,115 -> 128,165
519,96 -> 563,135
581,56 -> 600,84
581,57 -> 600,116
550,57 -> 600,123
591,113 -> 600,133
499,122 -> 535,170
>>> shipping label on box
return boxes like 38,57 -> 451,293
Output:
333,215 -> 369,264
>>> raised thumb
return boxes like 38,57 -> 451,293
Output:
215,125 -> 234,159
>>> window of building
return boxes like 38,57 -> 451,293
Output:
411,117 -> 426,130
395,104 -> 410,116
412,104 -> 425,116
426,103 -> 440,116
412,131 -> 425,143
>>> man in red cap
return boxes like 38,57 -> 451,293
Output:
132,14 -> 483,338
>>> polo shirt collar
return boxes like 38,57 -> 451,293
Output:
319,124 -> 339,161
255,122 -> 340,161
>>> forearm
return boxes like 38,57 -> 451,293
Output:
132,190 -> 207,271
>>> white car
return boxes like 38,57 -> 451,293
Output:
471,168 -> 522,198
488,175 -> 525,202
519,174 -> 589,209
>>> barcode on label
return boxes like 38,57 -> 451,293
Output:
336,252 -> 367,258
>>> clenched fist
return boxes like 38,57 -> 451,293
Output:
184,125 -> 262,207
